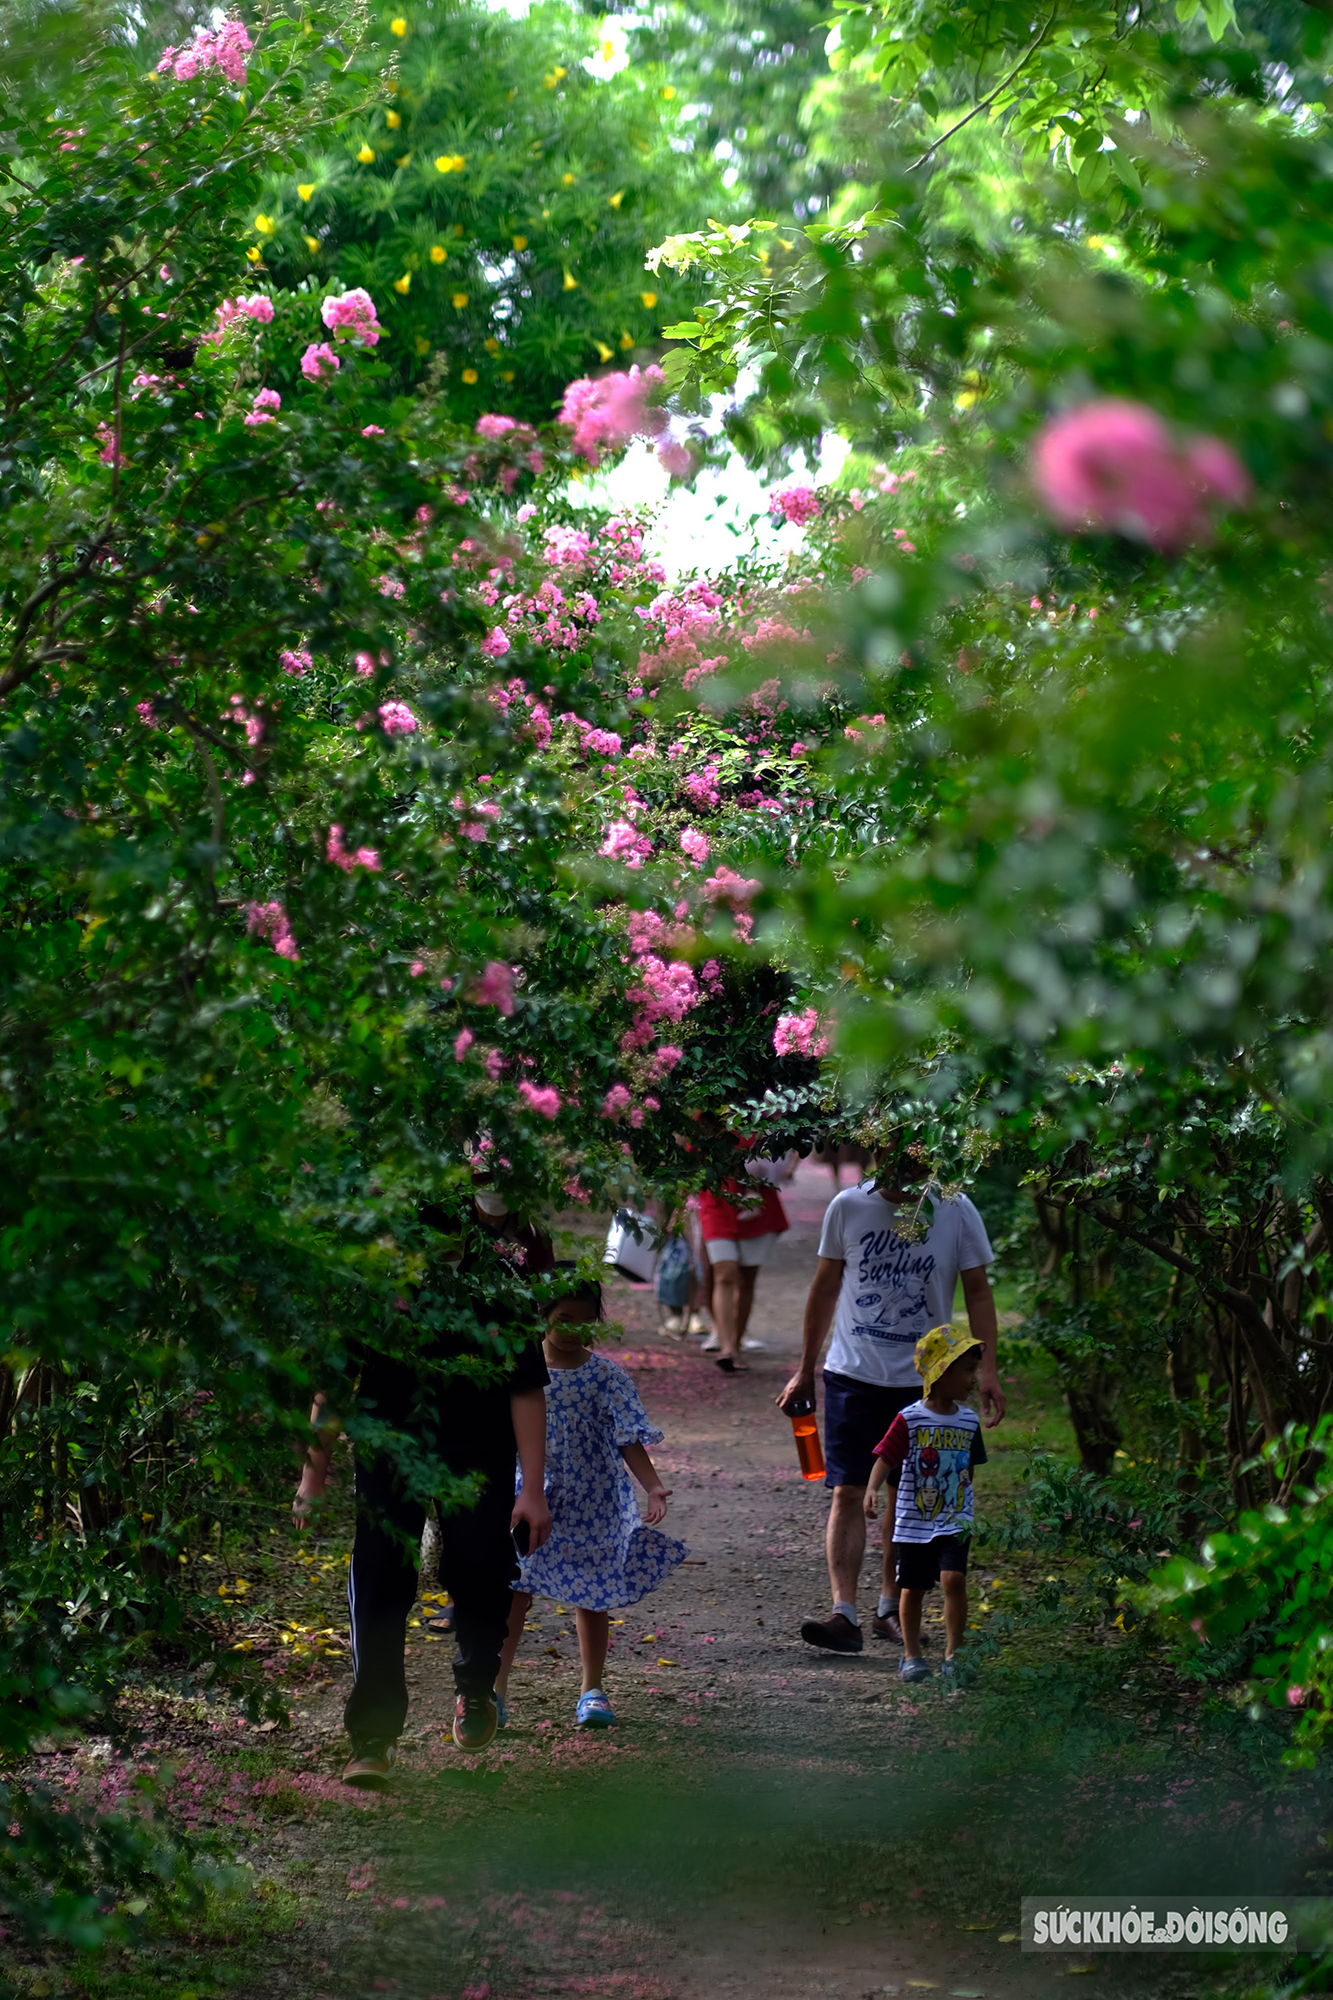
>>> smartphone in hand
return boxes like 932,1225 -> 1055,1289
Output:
512,1518 -> 531,1558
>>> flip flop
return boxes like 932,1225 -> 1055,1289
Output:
426,1609 -> 454,1635
715,1356 -> 747,1374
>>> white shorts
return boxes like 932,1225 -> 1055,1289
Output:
705,1232 -> 777,1268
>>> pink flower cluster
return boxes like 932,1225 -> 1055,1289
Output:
773,1007 -> 829,1059
326,825 -> 381,872
378,701 -> 418,736
320,288 -> 381,347
279,649 -> 311,676
622,955 -> 699,1052
158,19 -> 252,85
489,678 -> 552,751
768,483 -> 822,527
559,713 -> 621,760
245,899 -> 298,960
243,388 -> 281,427
518,1081 -> 561,1119
206,294 -> 273,346
472,962 -> 516,1014
682,763 -> 721,810
301,342 -> 340,381
600,819 -> 653,868
679,827 -> 709,867
558,365 -> 667,466
475,413 -> 523,440
634,582 -> 724,684
602,1084 -> 633,1119
543,524 -> 594,568
479,627 -> 510,659
1032,398 -> 1250,550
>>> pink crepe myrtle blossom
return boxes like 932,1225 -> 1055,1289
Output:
158,19 -> 252,86
601,1084 -> 632,1119
600,819 -> 653,868
703,865 -> 761,907
768,483 -> 821,527
580,728 -> 622,759
96,424 -> 124,468
484,1047 -> 506,1079
789,742 -> 807,758
354,652 -> 376,677
279,648 -> 311,676
135,700 -> 159,727
700,958 -> 723,992
543,524 -> 593,567
453,1029 -> 474,1061
1032,398 -> 1250,550
326,825 -> 381,872
321,288 -> 381,347
204,295 -> 274,349
378,701 -> 418,736
377,576 -> 405,599
657,437 -> 695,479
648,1045 -> 683,1080
475,413 -> 522,439
558,364 -> 667,466
409,960 -> 426,977
773,1007 -> 829,1059
245,899 -> 298,961
301,341 -> 340,381
1287,1685 -> 1307,1707
479,627 -> 510,659
682,765 -> 720,810
679,827 -> 709,867
362,425 -> 385,437
472,961 -> 516,1014
226,694 -> 263,748
518,1081 -> 561,1119
563,1176 -> 591,1205
243,387 -> 281,427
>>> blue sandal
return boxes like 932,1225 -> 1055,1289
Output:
574,1688 -> 616,1729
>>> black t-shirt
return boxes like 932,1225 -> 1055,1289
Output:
353,1221 -> 552,1477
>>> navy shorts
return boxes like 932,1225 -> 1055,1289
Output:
821,1371 -> 919,1489
895,1534 -> 970,1590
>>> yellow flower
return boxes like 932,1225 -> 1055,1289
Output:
462,367 -> 478,384
451,290 -> 468,308
396,153 -> 412,168
661,84 -> 675,99
358,144 -> 375,164
512,233 -> 528,251
640,290 -> 657,308
414,335 -> 431,355
394,271 -> 411,294
435,154 -> 454,173
389,15 -> 407,34
562,172 -> 575,185
500,369 -> 515,383
245,247 -> 263,264
297,182 -> 315,201
386,108 -> 401,128
593,339 -> 613,362
619,330 -> 633,348
451,153 -> 465,170
430,243 -> 448,263
254,213 -> 275,235
303,234 -> 320,253
542,65 -> 566,87
608,189 -> 624,209
484,336 -> 500,354
562,269 -> 578,291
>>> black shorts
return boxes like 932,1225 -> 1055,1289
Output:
894,1535 -> 970,1590
821,1371 -> 919,1489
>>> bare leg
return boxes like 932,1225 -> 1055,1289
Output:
880,1530 -> 898,1608
941,1571 -> 967,1658
576,1608 -> 610,1693
826,1484 -> 867,1610
494,1590 -> 530,1698
711,1257 -> 742,1360
899,1585 -> 926,1659
735,1265 -> 759,1342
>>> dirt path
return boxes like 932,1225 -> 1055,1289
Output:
218,1167 -> 1277,2000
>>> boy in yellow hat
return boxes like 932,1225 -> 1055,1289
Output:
863,1324 -> 987,1683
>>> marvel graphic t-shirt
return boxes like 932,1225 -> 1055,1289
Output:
875,1399 -> 987,1544
817,1184 -> 994,1388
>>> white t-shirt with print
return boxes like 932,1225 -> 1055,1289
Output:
817,1184 -> 994,1389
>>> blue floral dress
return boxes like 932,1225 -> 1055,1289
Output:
517,1351 -> 687,1610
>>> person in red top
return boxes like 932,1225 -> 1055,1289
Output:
696,1154 -> 792,1372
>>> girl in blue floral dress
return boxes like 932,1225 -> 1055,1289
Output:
495,1276 -> 686,1729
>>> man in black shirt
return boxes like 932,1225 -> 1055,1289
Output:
295,1200 -> 552,1786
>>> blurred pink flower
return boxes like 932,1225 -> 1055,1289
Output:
354,652 -> 375,677
558,365 -> 667,465
773,1007 -> 829,1059
600,819 -> 653,868
518,1081 -> 561,1118
158,19 -> 252,85
679,828 -> 709,867
479,627 -> 510,658
768,484 -> 821,527
476,414 -> 520,438
301,342 -> 340,381
472,962 -> 515,1014
454,1029 -> 474,1060
657,438 -> 695,478
279,649 -> 311,676
245,899 -> 298,961
321,288 -> 381,346
378,701 -> 418,736
243,387 -> 281,428
602,1084 -> 632,1119
326,825 -> 381,872
1032,398 -> 1250,549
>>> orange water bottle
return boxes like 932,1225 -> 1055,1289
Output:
788,1393 -> 825,1481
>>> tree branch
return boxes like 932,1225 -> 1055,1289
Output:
908,10 -> 1058,171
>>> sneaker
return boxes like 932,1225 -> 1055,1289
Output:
940,1657 -> 959,1683
661,1311 -> 687,1336
899,1656 -> 933,1684
452,1694 -> 498,1751
799,1612 -> 864,1654
494,1692 -> 509,1730
872,1609 -> 904,1645
574,1688 -> 616,1729
700,1332 -> 721,1353
740,1337 -> 768,1352
687,1311 -> 714,1337
342,1740 -> 397,1790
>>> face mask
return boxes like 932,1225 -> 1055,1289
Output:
474,1190 -> 509,1217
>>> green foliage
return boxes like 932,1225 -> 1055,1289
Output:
251,0 -> 723,419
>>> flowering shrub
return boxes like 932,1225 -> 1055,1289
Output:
1031,399 -> 1250,549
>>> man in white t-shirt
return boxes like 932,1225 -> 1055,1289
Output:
777,1156 -> 1005,1654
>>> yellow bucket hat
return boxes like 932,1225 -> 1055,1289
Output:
914,1323 -> 983,1394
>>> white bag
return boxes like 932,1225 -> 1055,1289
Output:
603,1207 -> 660,1282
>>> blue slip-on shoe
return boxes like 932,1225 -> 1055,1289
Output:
574,1688 -> 616,1729
898,1656 -> 933,1684
494,1692 -> 509,1730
